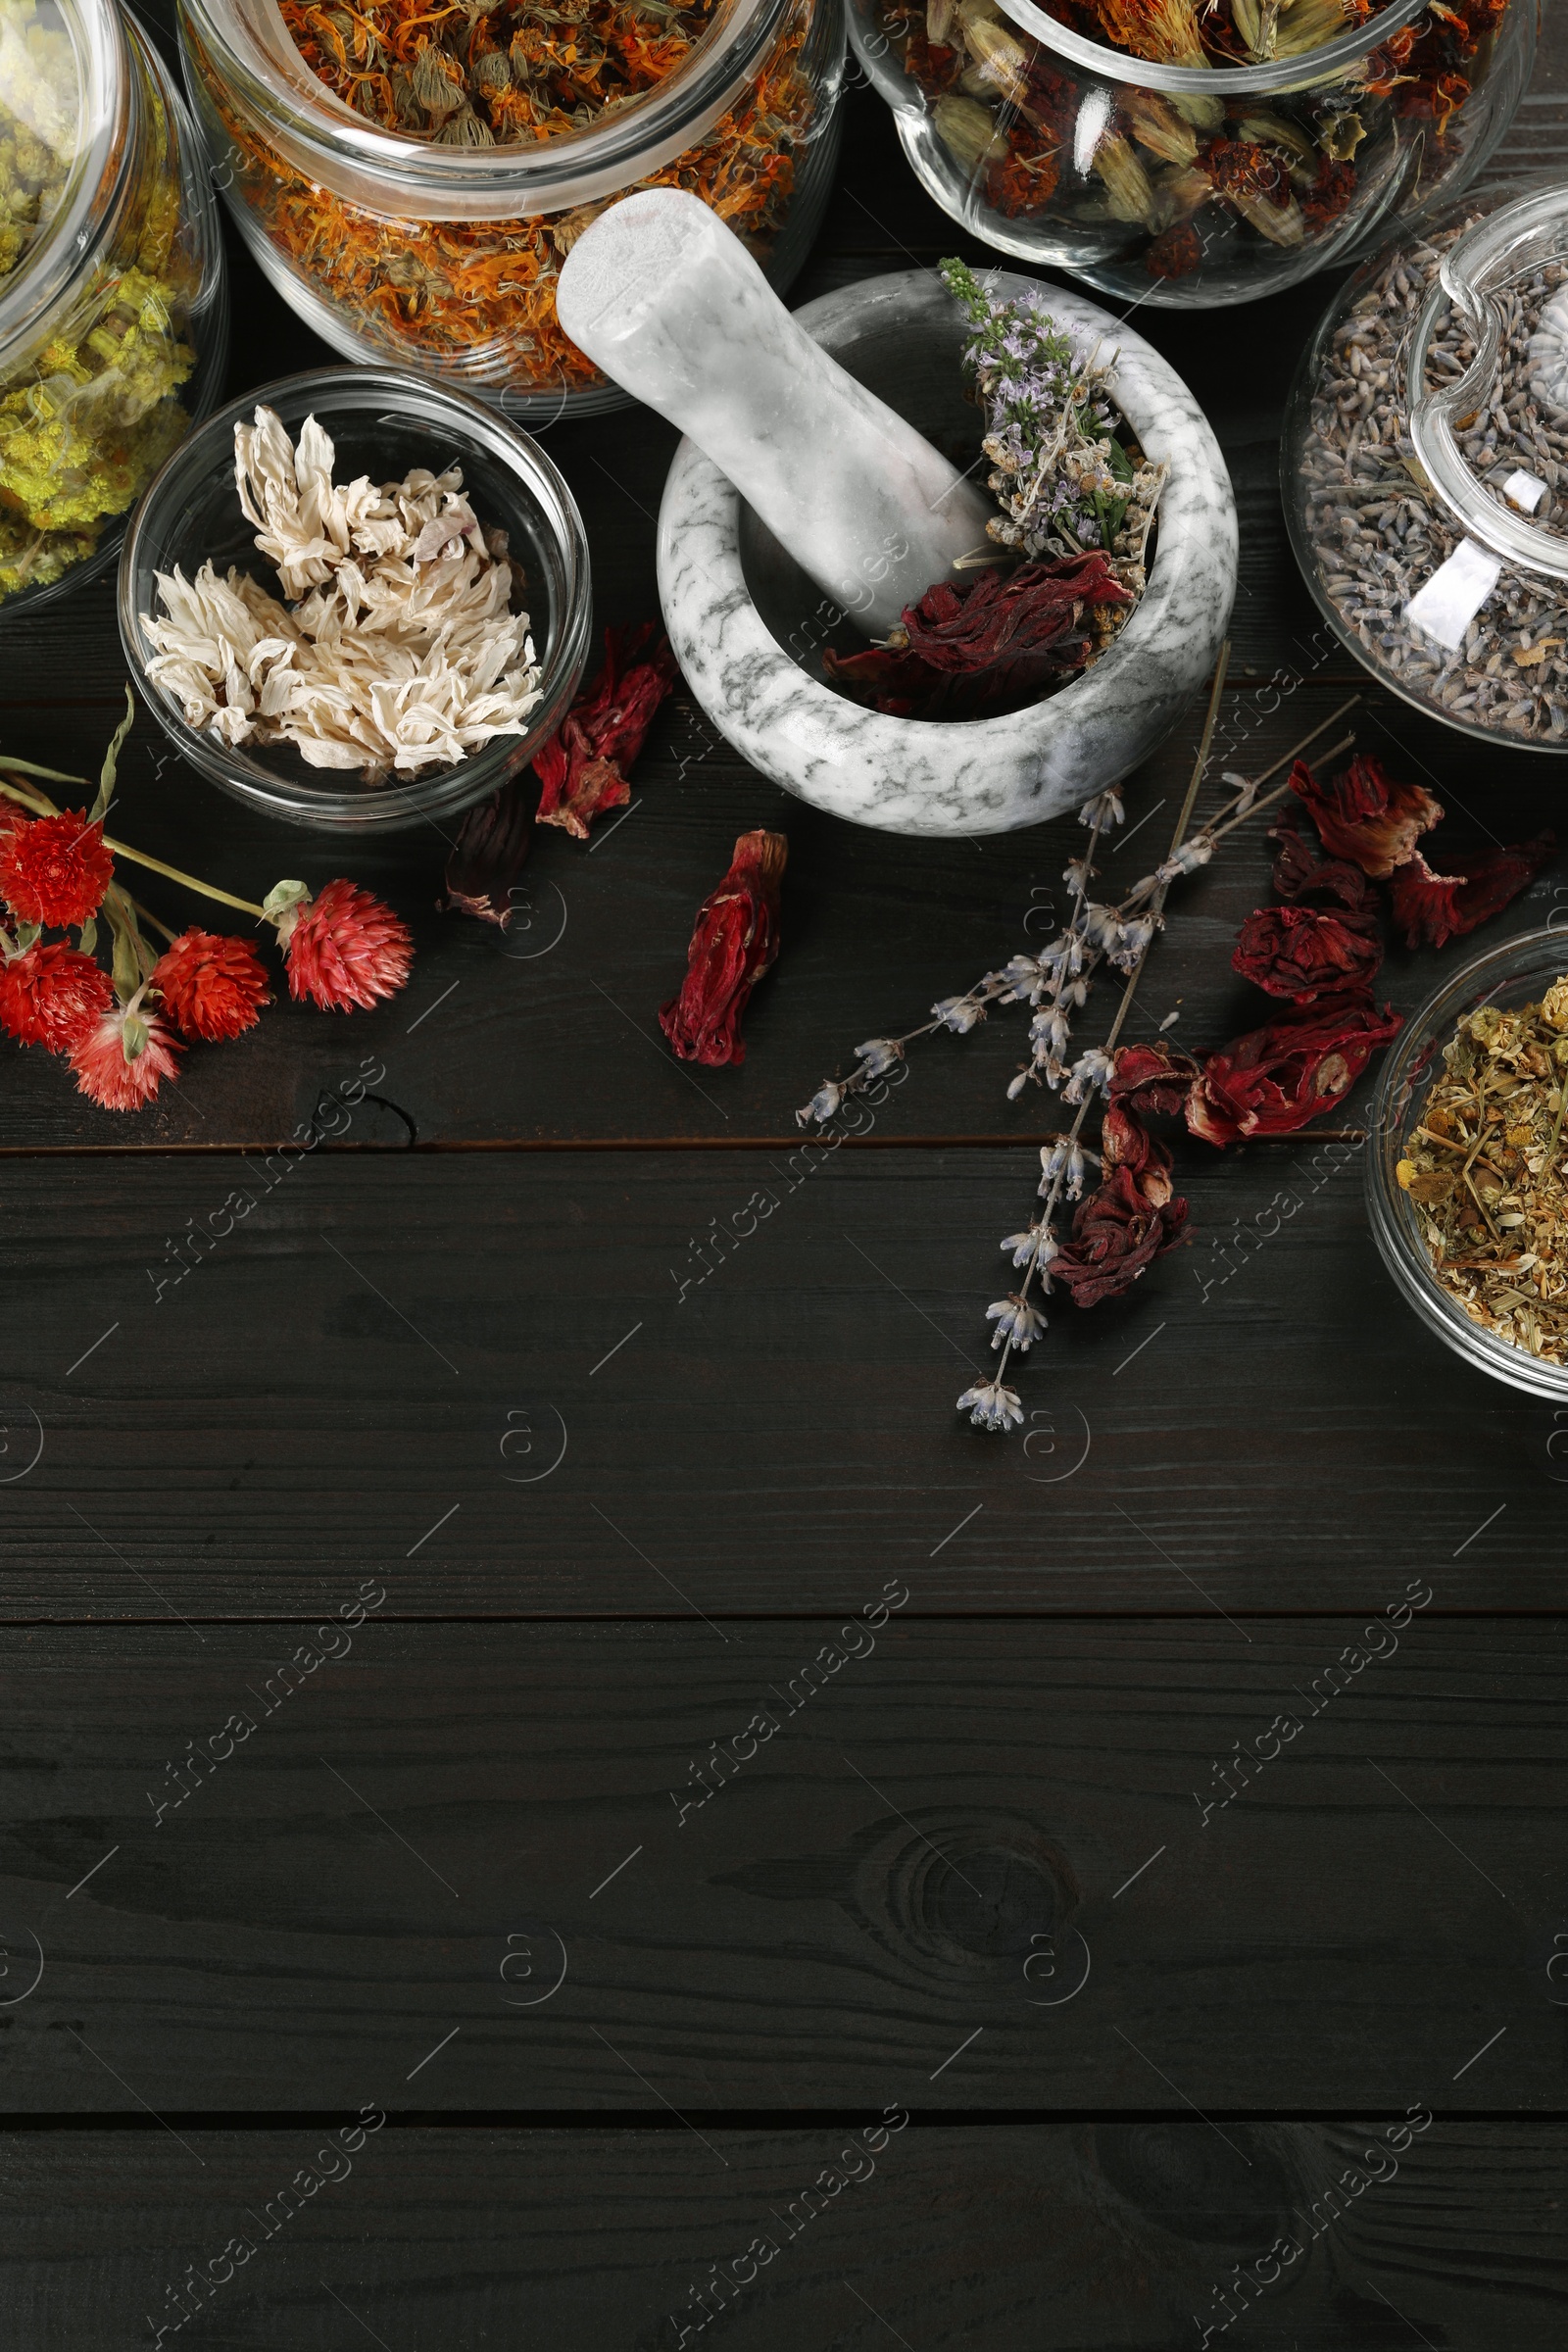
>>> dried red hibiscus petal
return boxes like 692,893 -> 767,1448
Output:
1389,833 -> 1557,952
1187,993 -> 1402,1148
1109,1039 -> 1202,1119
440,776 -> 534,928
1289,753 -> 1443,879
1052,1104 -> 1190,1308
1232,903 -> 1384,1004
823,555 -> 1130,719
660,829 -> 787,1068
533,623 -> 678,842
1270,807 -> 1370,909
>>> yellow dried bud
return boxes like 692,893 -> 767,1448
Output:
933,94 -> 1006,173
1123,90 -> 1198,167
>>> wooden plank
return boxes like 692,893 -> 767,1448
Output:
3,2117 -> 1560,2352
0,2120 -> 1561,2349
0,678 -> 1562,1150
0,1146 -> 1562,1615
0,1621 -> 1558,2110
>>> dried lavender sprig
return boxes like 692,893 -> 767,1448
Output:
800,696 -> 1357,1131
963,643 -> 1231,1431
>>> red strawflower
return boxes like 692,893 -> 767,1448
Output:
0,941 -> 113,1051
1052,1105 -> 1190,1308
280,880 -> 413,1012
533,623 -> 678,842
1388,833 -> 1557,952
69,1004 -> 182,1111
0,809 -> 115,927
1188,993 -> 1402,1147
1109,1039 -> 1202,1119
1288,754 -> 1443,879
1232,903 -> 1384,1003
152,929 -> 271,1042
659,828 -> 786,1068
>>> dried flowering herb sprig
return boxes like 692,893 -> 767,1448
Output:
0,698 -> 413,1111
941,256 -> 1168,599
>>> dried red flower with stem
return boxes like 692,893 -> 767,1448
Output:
1051,1103 -> 1190,1307
1288,752 -> 1443,878
533,623 -> 679,842
1232,903 -> 1384,1003
69,1003 -> 182,1111
824,555 -> 1131,719
0,941 -> 114,1051
660,829 -> 787,1068
1388,832 -> 1557,952
0,809 -> 116,927
270,879 -> 414,1013
1188,992 -> 1402,1147
152,929 -> 272,1043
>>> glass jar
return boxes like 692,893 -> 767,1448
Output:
1286,181 -> 1568,752
0,0 -> 227,612
851,0 -> 1533,309
1367,926 -> 1568,1400
179,0 -> 845,420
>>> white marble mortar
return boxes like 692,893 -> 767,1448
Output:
657,270 -> 1238,837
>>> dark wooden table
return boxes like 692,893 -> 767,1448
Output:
3,8 -> 1567,2345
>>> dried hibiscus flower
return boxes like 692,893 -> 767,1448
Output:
533,623 -> 678,841
1108,1038 -> 1202,1119
1389,832 -> 1556,952
1232,903 -> 1384,1004
440,776 -> 534,928
1269,806 -> 1371,908
823,555 -> 1131,719
1288,752 -> 1443,879
659,829 -> 786,1068
1051,1103 -> 1190,1307
1188,991 -> 1402,1147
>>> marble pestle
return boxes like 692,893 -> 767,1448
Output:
555,189 -> 997,637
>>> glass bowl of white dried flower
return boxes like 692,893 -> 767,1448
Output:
119,366 -> 592,831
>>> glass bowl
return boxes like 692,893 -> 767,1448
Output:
850,0 -> 1533,309
119,366 -> 591,834
1367,926 -> 1568,1400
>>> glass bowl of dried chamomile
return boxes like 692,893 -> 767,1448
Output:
1368,926 -> 1568,1399
119,365 -> 591,832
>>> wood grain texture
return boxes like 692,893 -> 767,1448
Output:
1,2120 -> 1561,2350
0,1146 -> 1560,1616
0,1622 -> 1560,2110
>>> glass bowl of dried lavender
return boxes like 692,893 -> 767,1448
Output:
119,366 -> 592,832
1368,926 -> 1568,1398
1286,183 -> 1568,752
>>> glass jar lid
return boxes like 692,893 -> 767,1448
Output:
0,0 -> 124,353
1406,185 -> 1568,583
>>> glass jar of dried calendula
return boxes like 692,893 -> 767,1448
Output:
179,0 -> 844,418
0,0 -> 227,612
851,0 -> 1532,309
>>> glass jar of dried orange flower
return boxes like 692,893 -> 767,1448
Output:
179,0 -> 844,418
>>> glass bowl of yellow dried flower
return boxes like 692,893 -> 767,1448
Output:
119,365 -> 592,833
1368,926 -> 1568,1399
